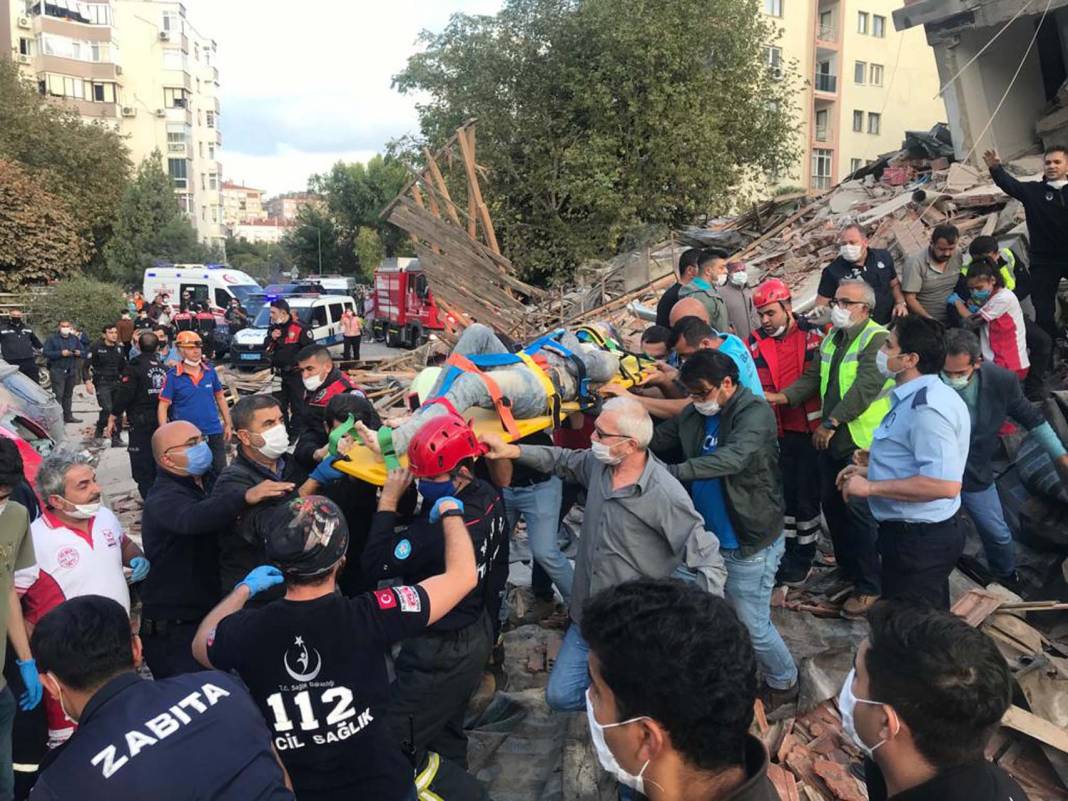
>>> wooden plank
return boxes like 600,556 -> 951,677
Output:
423,148 -> 462,226
1001,705 -> 1068,753
457,126 -> 501,256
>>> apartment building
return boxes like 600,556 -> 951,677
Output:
763,0 -> 945,191
221,181 -> 265,228
265,192 -> 322,223
1,0 -> 225,248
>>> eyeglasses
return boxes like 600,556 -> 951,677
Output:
592,426 -> 632,441
829,298 -> 868,308
164,435 -> 206,455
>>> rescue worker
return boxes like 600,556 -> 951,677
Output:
748,279 -> 824,585
361,413 -> 508,769
0,310 -> 42,383
171,304 -> 196,332
195,302 -> 217,360
107,331 -> 170,499
767,279 -> 892,619
193,494 -> 478,801
43,321 -> 83,423
31,595 -> 294,800
87,324 -> 126,447
295,344 -> 366,436
677,249 -> 732,333
266,299 -> 313,437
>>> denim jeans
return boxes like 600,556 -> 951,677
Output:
723,537 -> 797,690
961,485 -> 1017,579
504,477 -> 573,603
546,624 -> 590,712
0,685 -> 14,801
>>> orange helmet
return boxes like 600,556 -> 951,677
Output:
753,279 -> 792,309
175,330 -> 202,347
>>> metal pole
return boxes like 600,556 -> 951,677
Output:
317,226 -> 322,275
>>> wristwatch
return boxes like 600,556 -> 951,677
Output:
439,508 -> 465,520
821,419 -> 839,431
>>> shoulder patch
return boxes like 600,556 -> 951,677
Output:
395,585 -> 422,613
911,386 -> 928,409
393,539 -> 412,561
374,589 -> 397,610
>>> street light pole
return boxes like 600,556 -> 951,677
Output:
316,226 -> 322,276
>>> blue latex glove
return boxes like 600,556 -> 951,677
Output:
429,496 -> 465,524
946,292 -> 962,306
239,565 -> 284,598
16,658 -> 41,711
310,455 -> 344,484
127,556 -> 150,583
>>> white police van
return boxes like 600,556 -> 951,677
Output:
229,294 -> 358,370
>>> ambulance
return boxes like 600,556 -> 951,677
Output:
142,264 -> 262,311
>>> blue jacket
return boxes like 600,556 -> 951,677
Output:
42,333 -> 82,370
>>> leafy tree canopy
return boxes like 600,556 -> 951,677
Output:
226,236 -> 294,282
28,276 -> 126,341
393,0 -> 799,282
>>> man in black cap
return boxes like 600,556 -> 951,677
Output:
0,310 -> 42,383
265,299 -> 313,437
193,491 -> 478,801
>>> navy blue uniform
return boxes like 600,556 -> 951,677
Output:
29,671 -> 292,801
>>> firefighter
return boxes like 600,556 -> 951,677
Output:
748,279 -> 825,586
108,331 -> 169,498
265,299 -> 313,437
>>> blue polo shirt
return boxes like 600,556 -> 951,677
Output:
30,671 -> 292,801
159,362 -> 225,435
867,374 -> 970,523
715,332 -> 765,397
690,414 -> 739,549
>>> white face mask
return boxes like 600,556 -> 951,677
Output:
838,668 -> 895,759
830,305 -> 855,330
255,423 -> 290,460
59,327 -> 72,337
48,672 -> 78,724
729,271 -> 748,287
769,325 -> 787,338
1048,178 -> 1068,189
63,500 -> 100,520
940,371 -> 972,391
713,274 -> 728,288
183,358 -> 201,368
303,373 -> 325,392
585,690 -> 657,794
590,440 -> 624,466
840,244 -> 863,263
694,394 -> 721,416
876,350 -> 903,379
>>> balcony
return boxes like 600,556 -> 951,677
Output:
814,72 -> 838,93
815,125 -> 829,142
817,23 -> 836,41
166,105 -> 193,126
167,141 -> 189,156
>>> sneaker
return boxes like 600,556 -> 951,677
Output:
759,681 -> 799,719
841,593 -> 879,620
65,416 -> 81,424
776,562 -> 813,588
111,435 -> 124,448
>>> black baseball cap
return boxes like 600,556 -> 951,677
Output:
264,496 -> 349,577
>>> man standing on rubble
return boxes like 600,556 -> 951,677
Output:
815,224 -> 907,325
838,316 -> 969,610
655,249 -> 704,328
678,249 -> 732,333
901,225 -> 962,324
766,279 -> 891,618
984,146 -> 1068,341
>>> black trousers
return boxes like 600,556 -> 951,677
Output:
49,366 -> 76,420
343,335 -> 362,361
877,515 -> 964,610
127,424 -> 157,499
139,619 -> 205,680
781,431 -> 822,569
94,380 -> 119,436
276,369 -> 307,437
1024,318 -> 1052,400
207,432 -> 228,474
1029,261 -> 1068,341
385,611 -> 494,768
12,358 -> 38,384
818,450 -> 881,595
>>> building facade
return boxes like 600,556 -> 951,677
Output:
221,182 -> 265,228
1,0 -> 225,248
265,192 -> 322,223
764,0 -> 946,190
231,219 -> 291,245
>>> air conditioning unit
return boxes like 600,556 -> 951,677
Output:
155,109 -> 166,118
16,54 -> 31,65
159,31 -> 170,41
17,16 -> 31,29
121,106 -> 136,118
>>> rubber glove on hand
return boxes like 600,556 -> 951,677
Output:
946,292 -> 962,306
310,456 -> 344,485
16,659 -> 42,711
429,496 -> 464,524
127,556 -> 150,583
239,566 -> 284,598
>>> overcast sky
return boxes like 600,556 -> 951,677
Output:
183,0 -> 503,196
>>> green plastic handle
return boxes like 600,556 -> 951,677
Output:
328,414 -> 356,457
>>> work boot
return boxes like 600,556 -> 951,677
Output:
111,433 -> 124,448
841,593 -> 879,620
759,681 -> 799,719
65,416 -> 80,424
776,561 -> 813,588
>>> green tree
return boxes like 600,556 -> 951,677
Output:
394,0 -> 799,282
0,59 -> 130,266
283,205 -> 343,276
103,151 -> 208,286
0,160 -> 91,290
226,236 -> 294,281
28,276 -> 126,341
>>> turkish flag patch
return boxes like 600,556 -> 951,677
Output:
375,589 -> 397,610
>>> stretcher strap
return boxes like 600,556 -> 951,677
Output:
377,426 -> 401,471
516,351 -> 562,428
328,413 -> 356,457
446,353 -> 521,439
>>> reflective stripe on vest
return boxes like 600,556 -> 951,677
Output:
961,247 -> 1016,291
818,319 -> 893,450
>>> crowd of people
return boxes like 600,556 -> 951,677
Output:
0,150 -> 1058,801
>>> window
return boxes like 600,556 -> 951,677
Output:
852,110 -> 863,132
18,37 -> 33,56
215,289 -> 230,308
205,110 -> 215,128
873,15 -> 886,37
208,172 -> 218,191
857,11 -> 869,34
854,61 -> 866,84
868,112 -> 881,135
178,194 -> 193,215
815,109 -> 829,141
850,158 -> 864,174
765,46 -> 783,80
328,303 -> 344,323
162,11 -> 181,34
764,0 -> 783,17
208,143 -> 216,160
164,87 -> 188,108
812,148 -> 833,190
198,142 -> 204,157
194,43 -> 200,62
210,206 -> 219,223
90,82 -> 115,102
818,10 -> 833,39
202,205 -> 207,222
310,306 -> 328,327
870,64 -> 884,86
168,158 -> 188,189
201,173 -> 206,191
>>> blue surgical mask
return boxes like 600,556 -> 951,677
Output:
417,478 -> 454,507
183,441 -> 213,476
971,289 -> 992,303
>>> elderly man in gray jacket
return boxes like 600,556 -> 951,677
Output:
481,396 -> 726,712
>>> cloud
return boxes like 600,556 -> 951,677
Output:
181,0 -> 502,195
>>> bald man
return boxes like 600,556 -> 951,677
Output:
669,297 -> 711,327
138,420 -> 293,678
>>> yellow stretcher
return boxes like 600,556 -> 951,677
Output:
333,349 -> 651,486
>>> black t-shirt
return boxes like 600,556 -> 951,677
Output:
865,758 -> 1030,801
655,283 -> 682,328
509,431 -> 554,486
208,588 -> 431,801
817,248 -> 898,324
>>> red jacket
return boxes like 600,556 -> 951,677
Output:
748,323 -> 823,437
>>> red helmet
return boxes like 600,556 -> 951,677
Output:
753,278 -> 792,309
407,413 -> 487,477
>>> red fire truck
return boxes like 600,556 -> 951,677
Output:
370,258 -> 450,349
